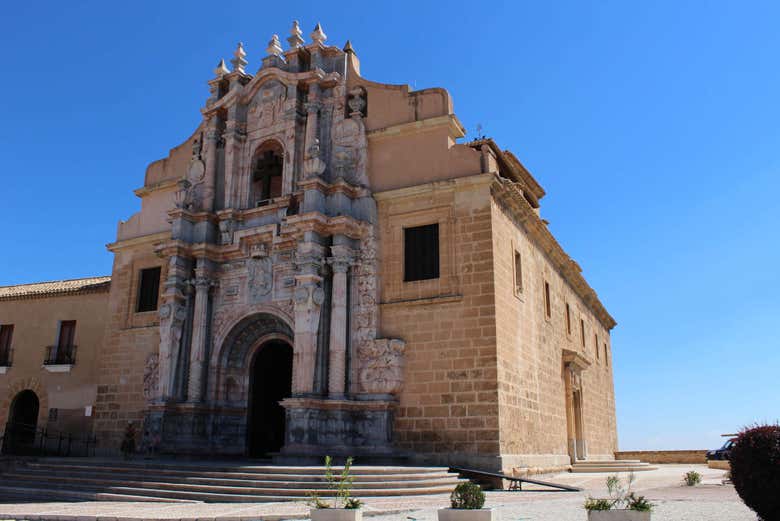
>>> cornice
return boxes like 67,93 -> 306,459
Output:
373,173 -> 493,202
367,114 -> 465,141
106,231 -> 171,252
134,178 -> 179,198
491,176 -> 617,331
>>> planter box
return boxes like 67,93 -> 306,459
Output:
588,511 -> 651,521
310,508 -> 363,521
438,508 -> 496,521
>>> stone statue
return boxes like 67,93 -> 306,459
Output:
142,353 -> 159,400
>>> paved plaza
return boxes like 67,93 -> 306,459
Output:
0,464 -> 755,520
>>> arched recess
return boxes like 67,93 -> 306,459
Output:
248,140 -> 285,208
3,390 -> 40,454
214,312 -> 294,405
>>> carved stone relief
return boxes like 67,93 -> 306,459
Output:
142,353 -> 159,401
358,338 -> 406,395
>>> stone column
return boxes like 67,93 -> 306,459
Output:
327,245 -> 354,397
222,114 -> 246,209
201,119 -> 220,212
187,258 -> 215,403
157,255 -> 191,402
292,244 -> 325,395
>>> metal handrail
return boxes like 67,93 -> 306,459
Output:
1,421 -> 96,457
43,345 -> 77,365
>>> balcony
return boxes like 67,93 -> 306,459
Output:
43,345 -> 77,372
0,347 -> 11,374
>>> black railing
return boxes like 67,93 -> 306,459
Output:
0,421 -> 96,457
0,347 -> 12,367
44,345 -> 77,365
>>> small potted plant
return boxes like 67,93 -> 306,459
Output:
584,473 -> 653,520
309,456 -> 363,521
438,481 -> 494,521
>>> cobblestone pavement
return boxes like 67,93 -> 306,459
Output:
0,464 -> 756,520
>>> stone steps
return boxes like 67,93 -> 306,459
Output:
0,459 -> 464,502
570,460 -> 657,473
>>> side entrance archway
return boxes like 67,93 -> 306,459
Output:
247,339 -> 293,457
3,389 -> 40,454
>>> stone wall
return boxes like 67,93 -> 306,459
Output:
93,237 -> 167,453
491,196 -> 618,473
376,174 -> 502,469
616,450 -> 707,464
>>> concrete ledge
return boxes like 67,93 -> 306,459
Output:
615,450 -> 706,464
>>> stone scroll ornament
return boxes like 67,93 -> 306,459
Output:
358,338 -> 406,395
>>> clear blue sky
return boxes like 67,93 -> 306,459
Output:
1,1 -> 778,451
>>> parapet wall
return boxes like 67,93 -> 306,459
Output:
615,450 -> 707,464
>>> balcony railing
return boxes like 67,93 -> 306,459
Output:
0,347 -> 11,367
44,345 -> 77,365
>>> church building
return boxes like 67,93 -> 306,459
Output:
0,23 -> 617,474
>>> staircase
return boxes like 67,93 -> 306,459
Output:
570,459 -> 657,473
0,458 -> 463,503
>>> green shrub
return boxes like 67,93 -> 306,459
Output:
683,470 -> 702,486
730,424 -> 780,521
626,493 -> 653,512
450,482 -> 485,509
584,498 -> 614,511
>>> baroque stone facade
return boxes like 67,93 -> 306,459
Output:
1,23 -> 618,473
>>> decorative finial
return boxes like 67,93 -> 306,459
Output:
343,40 -> 355,54
213,58 -> 230,77
266,34 -> 283,56
287,20 -> 304,48
230,42 -> 248,74
310,22 -> 327,45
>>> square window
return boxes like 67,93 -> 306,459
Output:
404,224 -> 440,282
137,267 -> 162,312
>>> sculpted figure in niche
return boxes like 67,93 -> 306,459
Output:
331,87 -> 368,186
250,81 -> 287,128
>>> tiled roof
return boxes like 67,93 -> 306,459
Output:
0,276 -> 111,301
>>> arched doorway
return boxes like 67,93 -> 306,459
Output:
247,339 -> 293,457
4,390 -> 40,454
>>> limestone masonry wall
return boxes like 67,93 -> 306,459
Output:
491,198 -> 618,472
377,174 -> 501,469
94,242 -> 166,452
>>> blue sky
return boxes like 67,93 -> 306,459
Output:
1,1 -> 778,451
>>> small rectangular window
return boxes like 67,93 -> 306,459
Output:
137,267 -> 162,312
0,324 -> 13,365
543,281 -> 551,318
580,319 -> 586,347
514,251 -> 523,293
605,343 -> 610,366
565,304 -> 572,335
595,333 -> 599,359
404,224 -> 440,282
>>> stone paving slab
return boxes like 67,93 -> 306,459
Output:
0,465 -> 754,521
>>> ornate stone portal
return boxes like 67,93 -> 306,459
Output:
142,22 -> 406,461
